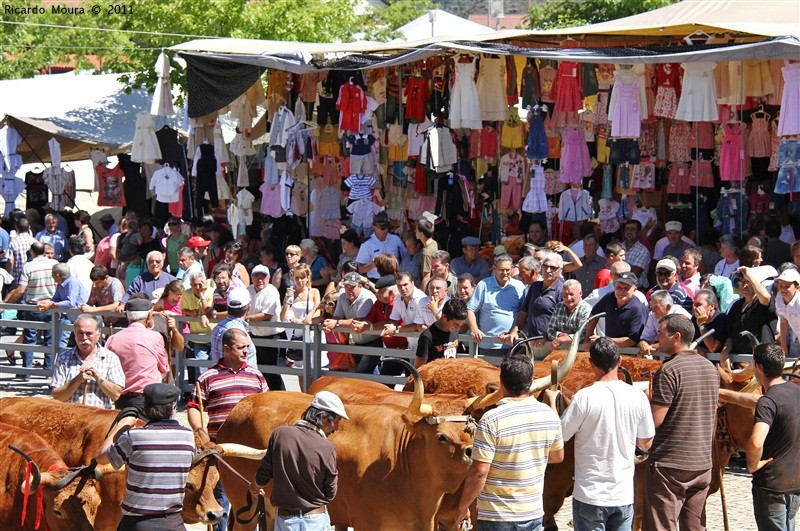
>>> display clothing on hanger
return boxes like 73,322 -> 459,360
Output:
131,112 -> 162,163
593,64 -> 615,127
539,64 -> 557,103
777,61 -> 800,137
347,199 -> 381,237
476,55 -> 507,121
0,174 -> 25,215
558,187 -> 592,222
404,76 -> 430,122
653,63 -> 681,119
344,174 -> 376,201
598,198 -> 620,234
337,80 -> 368,133
720,123 -> 744,181
608,69 -> 647,138
96,164 -> 127,207
742,61 -> 774,98
669,121 -> 691,162
667,163 -> 692,194
775,138 -> 800,194
560,125 -> 591,184
43,166 -> 73,211
689,159 -> 715,188
520,60 -> 541,109
555,58 -> 583,112
499,152 -> 525,210
449,57 -> 482,130
631,157 -> 656,190
526,104 -> 549,160
25,170 -> 48,214
479,125 -> 499,160
748,191 -> 770,219
421,126 -> 458,173
522,163 -> 547,213
408,118 -> 433,158
0,125 -> 23,173
88,148 -> 108,167
675,62 -> 719,122
260,182 -> 283,217
747,117 -> 772,158
150,164 -> 184,203
500,107 -> 525,148
715,190 -> 747,235
192,143 -> 220,209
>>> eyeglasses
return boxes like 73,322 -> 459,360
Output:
323,301 -> 336,307
541,265 -> 561,271
656,270 -> 673,277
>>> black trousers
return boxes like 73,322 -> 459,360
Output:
255,333 -> 286,391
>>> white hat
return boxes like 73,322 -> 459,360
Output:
746,265 -> 779,285
227,287 -> 252,309
777,268 -> 800,285
251,265 -> 271,277
311,391 -> 349,420
655,259 -> 677,273
665,221 -> 682,232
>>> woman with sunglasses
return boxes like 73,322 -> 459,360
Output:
164,217 -> 188,275
223,241 -> 250,286
310,292 -> 356,372
280,264 -> 321,344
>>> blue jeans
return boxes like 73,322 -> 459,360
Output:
753,485 -> 799,531
20,310 -> 54,370
212,480 -> 229,531
477,518 -> 543,531
573,499 -> 634,531
275,510 -> 331,531
193,342 -> 210,376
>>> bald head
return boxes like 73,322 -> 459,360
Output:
610,261 -> 631,276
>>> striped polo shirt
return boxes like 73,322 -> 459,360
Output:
107,420 -> 195,516
20,257 -> 58,302
472,395 -> 563,522
188,360 -> 266,440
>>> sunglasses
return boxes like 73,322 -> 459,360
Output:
541,264 -> 560,271
323,301 -> 336,307
656,270 -> 673,277
285,252 -> 298,256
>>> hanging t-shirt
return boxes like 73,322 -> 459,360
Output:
96,164 -> 127,207
149,165 -> 184,203
25,170 -> 49,213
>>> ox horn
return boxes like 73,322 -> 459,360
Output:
467,389 -> 503,412
9,445 -> 42,493
731,331 -> 758,382
382,357 -> 433,417
217,443 -> 268,460
529,313 -> 603,393
95,463 -> 125,476
689,328 -> 716,350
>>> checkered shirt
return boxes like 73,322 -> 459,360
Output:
546,300 -> 592,342
49,346 -> 126,409
9,231 -> 36,283
624,241 -> 651,288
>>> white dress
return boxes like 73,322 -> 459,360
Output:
131,112 -> 162,163
476,55 -> 508,121
675,63 -> 719,122
449,58 -> 482,130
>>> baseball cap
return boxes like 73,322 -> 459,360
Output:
343,272 -> 365,286
777,268 -> 800,285
143,383 -> 181,406
614,271 -> 638,287
251,265 -> 271,277
227,287 -> 252,308
187,236 -> 211,248
655,259 -> 677,273
373,212 -> 390,228
665,221 -> 682,232
462,236 -> 481,247
494,245 -> 507,256
310,391 -> 349,420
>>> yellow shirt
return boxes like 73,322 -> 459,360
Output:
180,287 -> 215,335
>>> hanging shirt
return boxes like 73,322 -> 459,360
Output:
236,189 -> 256,225
0,174 -> 25,215
149,165 -> 184,203
344,174 -> 376,201
96,164 -> 127,207
0,125 -> 23,173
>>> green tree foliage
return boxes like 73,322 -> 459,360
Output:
527,0 -> 679,30
0,0 -> 362,101
363,0 -> 437,41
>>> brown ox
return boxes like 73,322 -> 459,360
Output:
214,361 -> 479,531
0,422 -> 113,530
0,397 -> 223,530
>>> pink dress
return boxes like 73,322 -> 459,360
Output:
720,123 -> 744,181
668,121 -> 691,162
608,70 -> 647,138
777,61 -> 800,137
747,117 -> 771,158
560,126 -> 591,184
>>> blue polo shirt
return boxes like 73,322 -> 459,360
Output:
591,291 -> 648,343
451,256 -> 490,280
467,275 -> 526,350
524,277 -> 564,338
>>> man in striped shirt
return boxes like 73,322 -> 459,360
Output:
98,383 -> 195,530
457,356 -> 564,529
188,328 -> 267,531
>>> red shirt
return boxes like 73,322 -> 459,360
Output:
366,299 -> 407,350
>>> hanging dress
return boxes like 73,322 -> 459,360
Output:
777,61 -> 800,137
449,58 -> 482,130
747,117 -> 772,158
526,104 -> 549,160
653,63 -> 681,119
608,69 -> 647,138
560,125 -> 591,185
593,64 -> 615,128
555,58 -> 582,112
720,123 -> 744,182
675,63 -> 719,122
131,112 -> 162,163
476,55 -> 508,121
522,163 -> 547,213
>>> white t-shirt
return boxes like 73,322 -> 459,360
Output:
714,258 -> 739,278
355,232 -> 406,279
560,380 -> 655,506
776,291 -> 800,340
247,284 -> 284,336
389,288 -> 426,349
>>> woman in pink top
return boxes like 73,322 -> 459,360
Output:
153,280 -> 189,333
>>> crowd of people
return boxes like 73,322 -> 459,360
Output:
1,204 -> 799,531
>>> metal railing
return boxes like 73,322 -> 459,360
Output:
1,302 -> 788,394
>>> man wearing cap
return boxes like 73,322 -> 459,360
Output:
508,251 -> 565,344
431,250 -> 460,299
776,268 -> 800,357
246,265 -> 285,390
105,295 -> 170,412
50,314 -> 125,409
35,213 -> 67,261
653,221 -> 696,261
210,286 -> 257,368
585,272 -> 648,349
416,217 -> 439,291
119,251 -> 176,309
189,328 -> 267,531
451,237 -> 490,281
98,382 -> 195,531
648,257 -> 693,313
355,212 -> 406,281
176,246 -> 204,289
584,261 -> 648,336
187,235 -> 211,264
99,213 -> 119,237
250,390 -> 347,531
721,266 -> 778,373
467,254 -> 526,356
322,272 -> 376,349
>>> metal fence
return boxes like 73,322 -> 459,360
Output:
0,302 -> 783,395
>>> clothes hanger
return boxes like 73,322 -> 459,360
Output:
683,29 -> 711,45
750,105 -> 771,121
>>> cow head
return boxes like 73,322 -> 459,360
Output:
10,446 -> 106,531
180,440 -> 224,525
